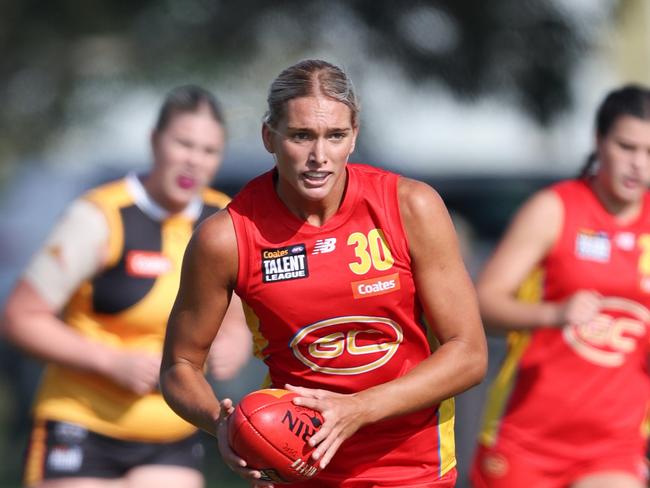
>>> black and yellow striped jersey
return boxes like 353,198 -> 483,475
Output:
33,173 -> 230,441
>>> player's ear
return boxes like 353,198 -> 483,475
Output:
262,123 -> 275,154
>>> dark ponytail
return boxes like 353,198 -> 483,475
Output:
578,152 -> 597,179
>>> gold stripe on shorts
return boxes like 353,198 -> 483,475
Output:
24,419 -> 47,487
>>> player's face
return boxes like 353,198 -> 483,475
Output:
595,115 -> 650,207
149,109 -> 225,212
263,95 -> 358,211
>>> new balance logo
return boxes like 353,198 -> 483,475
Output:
312,238 -> 337,254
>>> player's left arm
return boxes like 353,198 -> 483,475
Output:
289,177 -> 487,467
160,210 -> 239,436
385,177 -> 488,406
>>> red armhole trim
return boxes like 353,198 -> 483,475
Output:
389,174 -> 412,265
545,185 -> 569,262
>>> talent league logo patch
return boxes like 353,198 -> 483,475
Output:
262,244 -> 309,283
575,229 -> 610,262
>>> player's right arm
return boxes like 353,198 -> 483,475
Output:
1,199 -> 161,395
477,188 -> 601,331
160,209 -> 238,434
207,291 -> 252,381
159,209 -> 272,486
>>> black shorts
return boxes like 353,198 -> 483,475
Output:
23,419 -> 204,485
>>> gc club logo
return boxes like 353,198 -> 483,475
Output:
290,316 -> 403,375
562,296 -> 650,367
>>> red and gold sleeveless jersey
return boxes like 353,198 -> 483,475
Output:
33,175 -> 230,442
479,179 -> 650,460
228,164 -> 456,483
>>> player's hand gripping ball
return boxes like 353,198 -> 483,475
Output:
228,388 -> 324,483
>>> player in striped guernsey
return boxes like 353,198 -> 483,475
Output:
2,85 -> 250,488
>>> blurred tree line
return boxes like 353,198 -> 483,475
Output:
0,0 -> 619,180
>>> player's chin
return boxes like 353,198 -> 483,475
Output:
167,189 -> 195,209
300,186 -> 331,202
618,188 -> 644,205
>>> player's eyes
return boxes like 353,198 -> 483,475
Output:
287,131 -> 349,143
176,138 -> 193,148
617,141 -> 636,152
290,132 -> 311,142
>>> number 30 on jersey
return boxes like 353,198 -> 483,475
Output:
347,229 -> 394,275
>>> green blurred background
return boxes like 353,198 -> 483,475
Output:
2,1 -> 650,486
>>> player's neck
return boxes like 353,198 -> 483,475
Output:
590,178 -> 643,225
276,174 -> 348,227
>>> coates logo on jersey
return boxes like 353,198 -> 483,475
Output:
351,273 -> 401,299
562,297 -> 650,367
126,251 -> 172,278
289,316 -> 403,375
262,244 -> 309,283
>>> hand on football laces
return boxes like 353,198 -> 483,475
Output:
285,383 -> 368,469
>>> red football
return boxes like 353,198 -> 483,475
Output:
228,388 -> 324,484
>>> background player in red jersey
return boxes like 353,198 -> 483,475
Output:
1,85 -> 250,488
160,59 -> 488,487
471,85 -> 650,488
